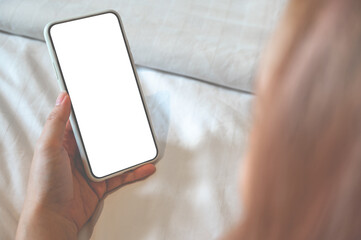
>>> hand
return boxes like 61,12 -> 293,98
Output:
16,92 -> 156,239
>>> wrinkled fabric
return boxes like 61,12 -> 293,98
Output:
0,0 -> 287,92
0,32 -> 253,240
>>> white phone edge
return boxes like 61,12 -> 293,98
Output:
43,9 -> 159,182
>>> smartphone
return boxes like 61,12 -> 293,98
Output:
44,10 -> 158,182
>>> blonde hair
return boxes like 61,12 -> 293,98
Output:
235,0 -> 361,239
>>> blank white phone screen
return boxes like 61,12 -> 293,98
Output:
50,12 -> 157,178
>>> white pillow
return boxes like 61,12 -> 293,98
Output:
0,0 -> 287,92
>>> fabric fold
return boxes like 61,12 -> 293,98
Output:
0,0 -> 287,92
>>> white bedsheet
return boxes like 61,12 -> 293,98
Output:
0,31 -> 253,239
0,0 -> 287,92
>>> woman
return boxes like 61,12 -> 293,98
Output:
226,0 -> 361,239
16,0 -> 361,239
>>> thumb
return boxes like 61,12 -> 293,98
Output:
38,92 -> 71,150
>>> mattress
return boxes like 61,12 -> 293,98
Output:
0,31 -> 253,239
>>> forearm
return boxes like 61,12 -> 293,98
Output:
16,205 -> 78,240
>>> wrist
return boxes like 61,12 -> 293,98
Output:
16,203 -> 78,240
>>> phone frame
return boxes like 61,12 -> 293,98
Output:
44,10 -> 158,182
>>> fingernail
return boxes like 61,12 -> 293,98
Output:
55,92 -> 66,106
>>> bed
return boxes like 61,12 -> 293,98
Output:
0,1 -> 286,239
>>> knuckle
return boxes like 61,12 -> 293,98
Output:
46,109 -> 67,125
46,110 -> 58,122
35,139 -> 60,154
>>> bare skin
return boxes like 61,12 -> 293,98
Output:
16,92 -> 156,239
